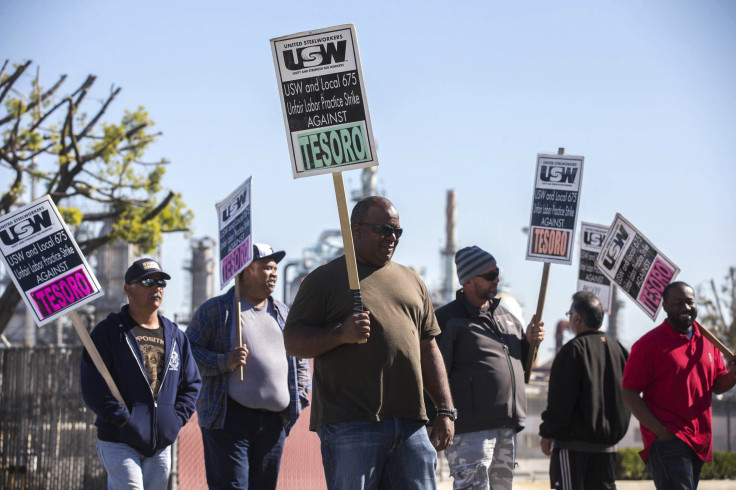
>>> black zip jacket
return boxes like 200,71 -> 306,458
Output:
431,291 -> 530,434
539,330 -> 630,447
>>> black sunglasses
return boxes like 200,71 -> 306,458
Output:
358,222 -> 403,239
477,270 -> 499,281
133,278 -> 168,288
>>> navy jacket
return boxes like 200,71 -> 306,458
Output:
81,306 -> 201,457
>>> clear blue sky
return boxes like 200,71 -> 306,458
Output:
3,0 -> 735,362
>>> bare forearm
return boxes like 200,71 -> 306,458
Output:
622,388 -> 672,439
284,311 -> 371,358
421,338 -> 453,409
284,325 -> 345,358
713,371 -> 736,394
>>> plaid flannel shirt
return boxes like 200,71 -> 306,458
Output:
185,286 -> 310,433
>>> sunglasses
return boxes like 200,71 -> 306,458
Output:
358,222 -> 403,239
477,270 -> 499,281
133,278 -> 168,288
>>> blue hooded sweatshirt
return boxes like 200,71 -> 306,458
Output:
81,306 -> 201,457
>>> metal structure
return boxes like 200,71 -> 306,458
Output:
183,237 -> 216,316
608,286 -> 622,340
282,230 -> 344,306
92,224 -> 135,325
440,190 -> 457,304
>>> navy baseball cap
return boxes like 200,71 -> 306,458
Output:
253,243 -> 285,264
125,258 -> 171,284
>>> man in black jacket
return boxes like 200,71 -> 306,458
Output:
433,246 -> 544,490
539,291 -> 630,490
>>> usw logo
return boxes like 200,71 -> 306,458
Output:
282,41 -> 347,71
0,210 -> 53,246
539,165 -> 578,184
601,225 -> 630,270
221,189 -> 249,223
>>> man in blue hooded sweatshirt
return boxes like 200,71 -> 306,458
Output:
81,258 -> 201,490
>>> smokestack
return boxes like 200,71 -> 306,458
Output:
442,190 -> 457,304
188,237 -> 215,313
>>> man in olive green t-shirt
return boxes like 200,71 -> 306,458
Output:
285,196 -> 455,490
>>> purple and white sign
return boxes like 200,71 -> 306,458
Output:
216,178 -> 252,288
595,213 -> 679,320
0,196 -> 103,326
577,221 -> 613,314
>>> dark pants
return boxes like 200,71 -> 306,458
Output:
201,397 -> 286,490
549,448 -> 616,490
647,437 -> 704,490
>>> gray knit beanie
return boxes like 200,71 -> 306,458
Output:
455,246 -> 497,285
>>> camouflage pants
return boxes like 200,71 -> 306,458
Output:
444,428 -> 516,490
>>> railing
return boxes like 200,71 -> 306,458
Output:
0,346 -> 105,489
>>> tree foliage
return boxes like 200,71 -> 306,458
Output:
696,267 -> 736,351
0,59 -> 193,334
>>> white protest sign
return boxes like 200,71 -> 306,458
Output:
0,195 -> 104,326
271,24 -> 378,178
216,177 -> 252,289
595,213 -> 679,320
577,221 -> 613,314
526,153 -> 584,265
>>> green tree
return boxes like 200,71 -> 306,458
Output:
696,267 -> 736,351
0,59 -> 193,334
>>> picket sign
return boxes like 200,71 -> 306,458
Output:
215,178 -> 253,382
272,25 -> 377,336
0,195 -> 126,407
524,147 -> 564,383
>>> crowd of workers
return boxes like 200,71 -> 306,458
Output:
80,195 -> 736,490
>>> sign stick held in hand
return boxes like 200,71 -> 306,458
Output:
333,173 -> 366,342
525,263 -> 550,383
272,24 -> 378,344
524,147 -> 585,382
234,272 -> 244,381
69,310 -> 126,408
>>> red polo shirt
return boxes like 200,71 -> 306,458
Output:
622,320 -> 727,462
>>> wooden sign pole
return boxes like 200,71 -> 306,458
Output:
525,262 -> 549,383
524,147 -> 565,383
234,273 -> 244,381
69,310 -> 127,409
332,172 -> 366,342
697,322 -> 735,361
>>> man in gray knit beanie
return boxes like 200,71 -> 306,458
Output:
430,245 -> 545,490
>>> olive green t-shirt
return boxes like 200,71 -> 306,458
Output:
285,256 -> 440,431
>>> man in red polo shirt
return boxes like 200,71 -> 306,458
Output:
622,281 -> 736,489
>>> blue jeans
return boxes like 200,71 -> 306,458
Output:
646,436 -> 705,490
200,397 -> 286,489
96,440 -> 170,490
317,418 -> 437,490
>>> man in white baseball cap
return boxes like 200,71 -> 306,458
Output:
186,244 -> 310,489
